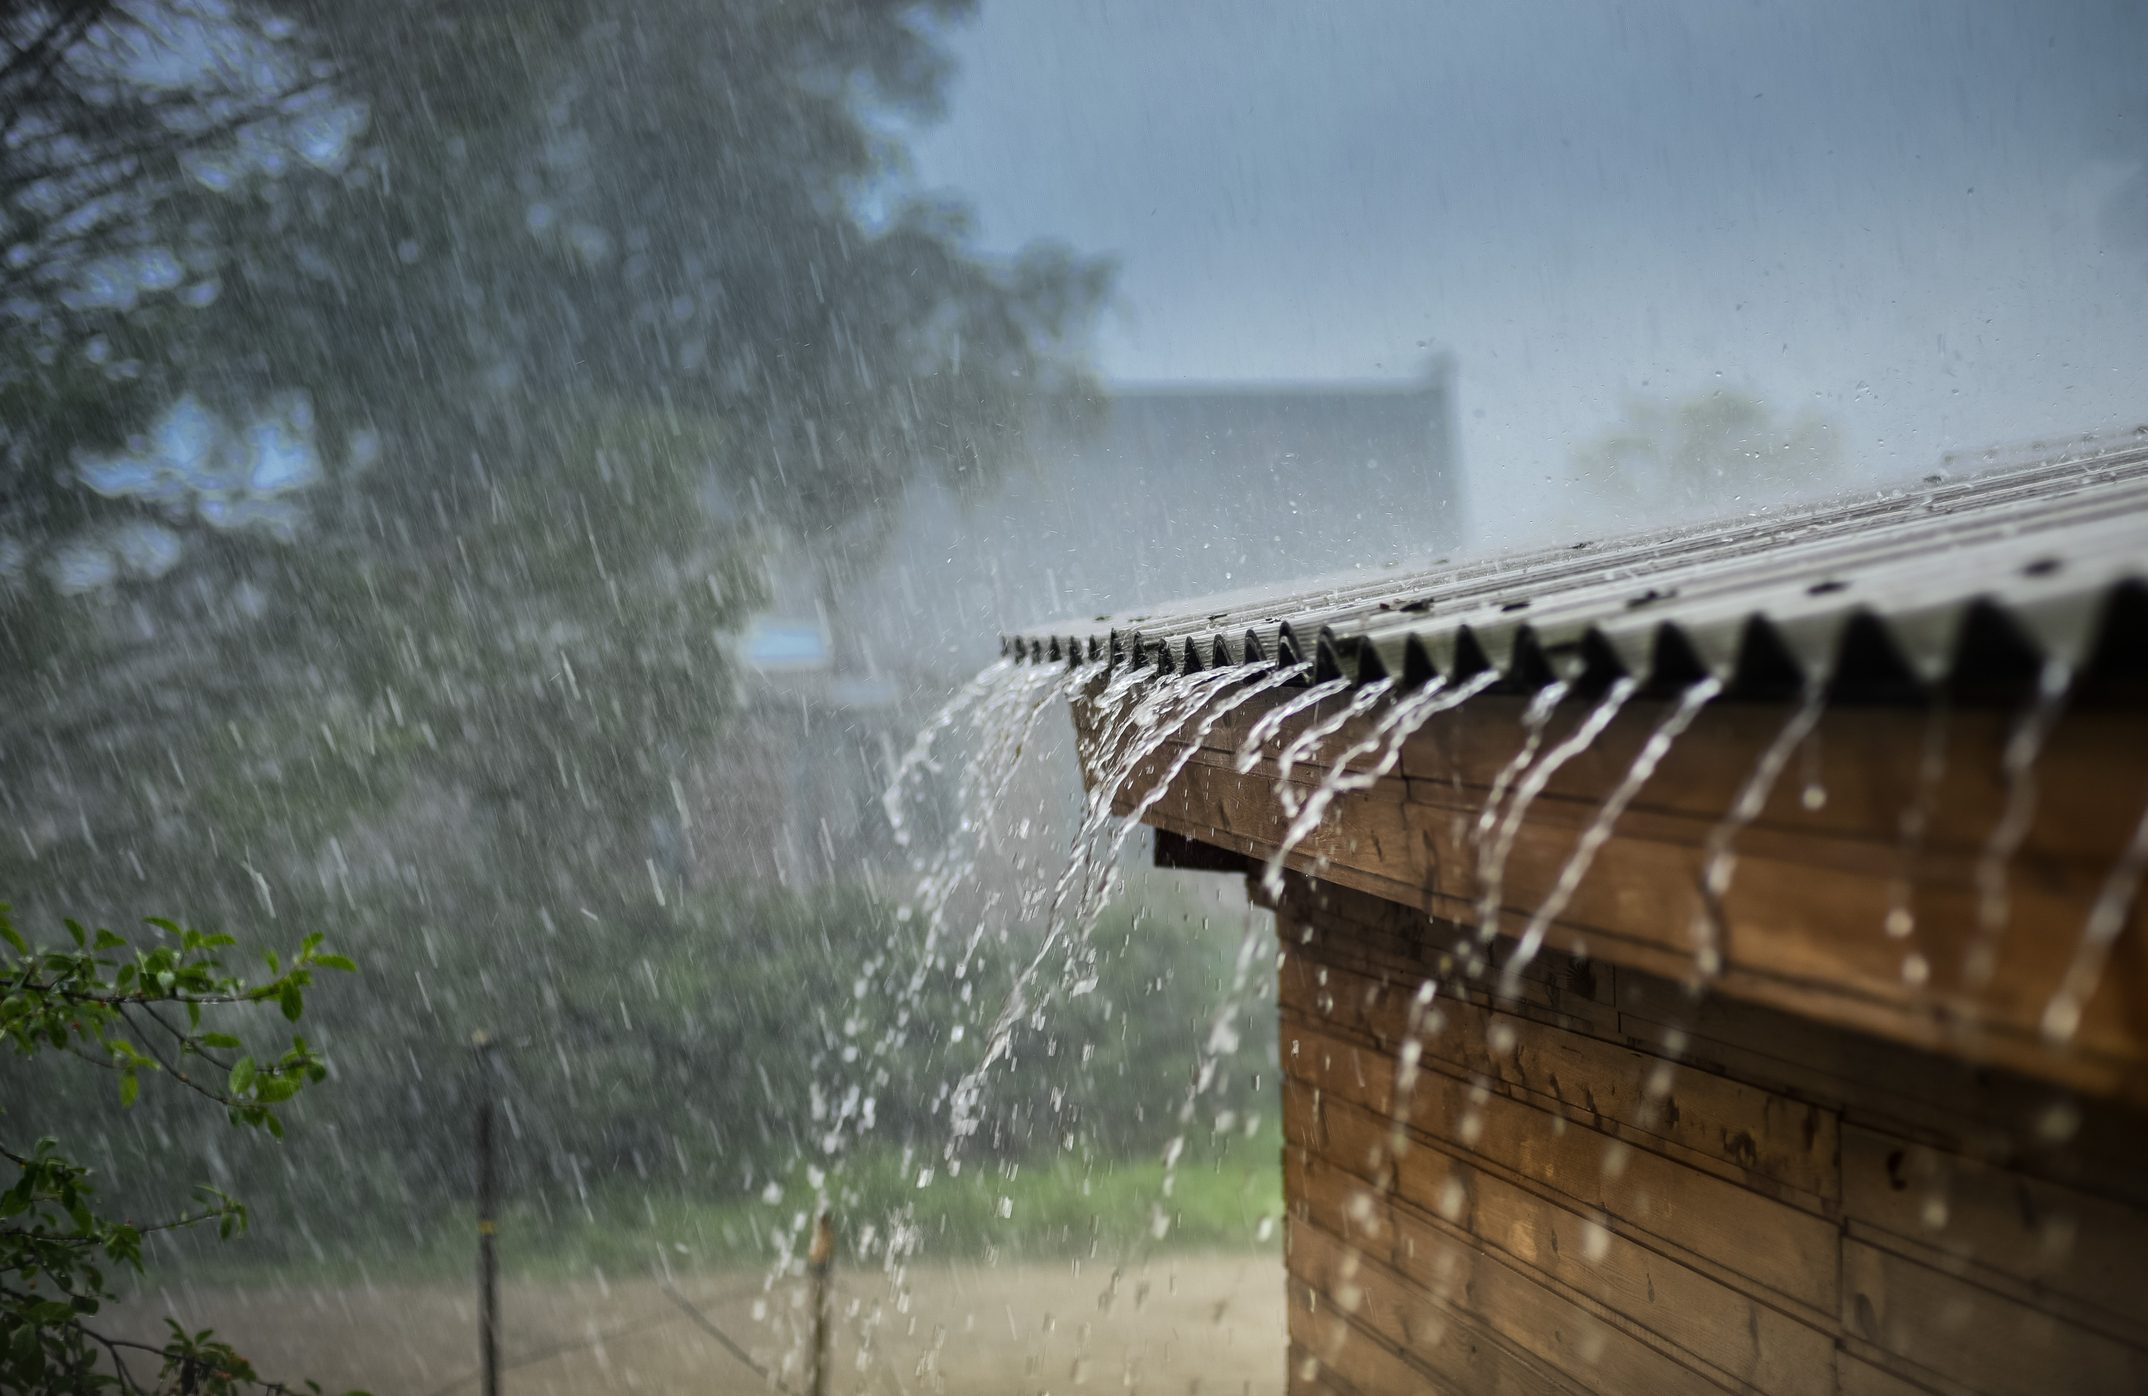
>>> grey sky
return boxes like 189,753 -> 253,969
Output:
907,0 -> 2148,547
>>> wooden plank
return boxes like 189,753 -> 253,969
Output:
1286,953 -> 1840,1204
1614,970 -> 2148,1212
1842,1238 -> 2148,1396
1099,660 -> 2148,1094
1164,689 -> 2148,871
1291,1217 -> 1597,1396
1131,749 -> 2148,1102
1280,1019 -> 1842,1317
1834,1350 -> 1954,1396
1292,1088 -> 1839,1396
1288,1339 -> 1372,1396
1841,1124 -> 2148,1348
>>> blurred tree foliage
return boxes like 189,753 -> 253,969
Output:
1572,388 -> 1843,517
0,0 -> 1130,1251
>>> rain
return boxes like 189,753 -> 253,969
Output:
3,3 -> 2146,1394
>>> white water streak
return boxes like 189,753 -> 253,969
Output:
2040,785 -> 2148,1044
1261,672 -> 1500,899
1472,681 -> 1570,852
1235,677 -> 1353,773
1274,679 -> 1395,817
1965,660 -> 2073,987
882,660 -> 1007,846
1497,677 -> 1720,999
1689,681 -> 1827,979
956,661 -> 1266,1147
1114,664 -> 1312,860
1477,680 -> 1642,945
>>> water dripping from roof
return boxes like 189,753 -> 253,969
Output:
1273,679 -> 1395,817
1476,677 -> 1639,951
2040,785 -> 2148,1045
1964,659 -> 2073,988
1497,676 -> 1722,1000
1690,679 -> 1828,981
1234,678 -> 1353,773
1261,671 -> 1500,901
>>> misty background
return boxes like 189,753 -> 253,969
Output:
1,0 -> 2144,1387
905,0 -> 2148,568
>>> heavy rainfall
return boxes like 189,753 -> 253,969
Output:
2,3 -> 2146,1395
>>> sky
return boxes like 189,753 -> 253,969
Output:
904,0 -> 2148,548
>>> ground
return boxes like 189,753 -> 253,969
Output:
110,1253 -> 1285,1395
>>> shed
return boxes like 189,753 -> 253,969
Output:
1004,430 -> 2148,1396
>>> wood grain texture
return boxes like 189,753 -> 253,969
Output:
1275,884 -> 2148,1396
1074,677 -> 2148,1101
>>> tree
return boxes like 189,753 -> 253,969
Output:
1571,388 -> 1843,518
0,900 -> 357,1393
0,0 -> 1114,1236
2,0 -> 330,580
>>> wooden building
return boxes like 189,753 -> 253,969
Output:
1005,433 -> 2148,1395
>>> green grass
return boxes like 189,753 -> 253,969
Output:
159,1121 -> 1283,1290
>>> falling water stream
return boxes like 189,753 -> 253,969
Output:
1475,678 -> 1638,948
1688,679 -> 1828,979
1272,678 -> 1396,816
1259,671 -> 1502,899
1965,659 -> 2074,987
2041,785 -> 2148,1043
1494,676 -> 1721,999
1883,698 -> 1952,991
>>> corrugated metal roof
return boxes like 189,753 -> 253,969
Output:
1002,426 -> 2148,699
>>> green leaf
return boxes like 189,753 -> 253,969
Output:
257,1078 -> 298,1103
119,1071 -> 138,1108
228,1056 -> 257,1095
1,919 -> 28,955
313,953 -> 358,972
281,984 -> 304,1022
200,1033 -> 243,1049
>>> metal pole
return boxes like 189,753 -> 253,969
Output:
475,1030 -> 499,1396
807,1210 -> 834,1396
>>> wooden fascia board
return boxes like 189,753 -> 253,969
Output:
1068,684 -> 2148,1105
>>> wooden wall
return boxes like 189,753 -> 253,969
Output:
1274,875 -> 2148,1396
1096,684 -> 2148,1105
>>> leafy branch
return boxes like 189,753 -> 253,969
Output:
0,902 -> 363,1394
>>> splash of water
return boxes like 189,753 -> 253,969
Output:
1260,672 -> 1501,899
1496,677 -> 1721,999
953,661 -> 1261,1149
1964,660 -> 2073,988
2039,786 -> 2148,1044
896,662 -> 1078,972
881,659 -> 1007,847
1689,680 -> 1827,980
1056,665 -> 1250,928
1475,678 -> 1637,948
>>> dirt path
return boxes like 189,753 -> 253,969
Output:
110,1252 -> 1284,1395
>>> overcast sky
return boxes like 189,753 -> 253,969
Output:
905,0 -> 2148,547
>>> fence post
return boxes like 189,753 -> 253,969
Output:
808,1210 -> 835,1396
474,1030 -> 499,1396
